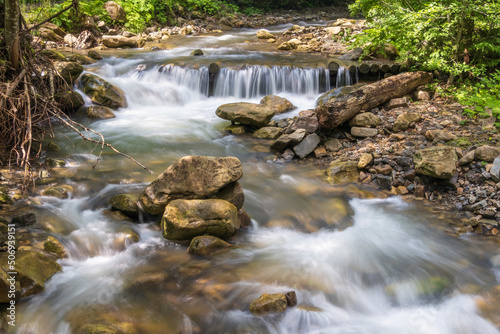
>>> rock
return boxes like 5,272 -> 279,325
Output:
47,141 -> 59,152
490,156 -> 500,182
374,175 -> 392,190
348,112 -> 381,127
325,26 -> 342,35
41,22 -> 66,37
79,105 -> 116,119
53,61 -> 84,86
54,91 -> 84,114
278,42 -> 293,50
285,117 -> 319,134
225,125 -> 245,134
260,95 -> 295,114
374,164 -> 392,175
338,47 -> 364,60
425,129 -> 457,142
386,97 -> 409,110
88,50 -> 103,60
358,153 -> 373,169
188,235 -> 235,256
40,49 -> 66,61
325,138 -> 342,152
140,156 -> 242,215
75,30 -> 98,49
416,90 -> 430,101
68,54 -> 95,65
80,73 -> 127,109
253,127 -> 283,139
285,291 -> 297,306
109,194 -> 139,219
39,27 -> 64,43
458,150 -> 475,165
293,133 -> 320,159
191,49 -> 204,56
414,146 -> 458,179
64,34 -> 77,47
250,293 -> 287,315
161,199 -> 238,240
216,102 -> 275,128
287,38 -> 301,48
256,29 -> 274,39
238,209 -> 252,229
393,113 -> 422,132
102,35 -> 145,48
42,185 -> 73,199
351,127 -> 378,138
11,213 -> 36,227
123,272 -> 169,292
475,146 -> 500,162
121,31 -> 136,38
326,161 -> 359,184
314,147 -> 327,158
104,1 -> 127,21
0,251 -> 61,300
210,181 -> 244,210
43,236 -> 67,258
270,129 -> 307,151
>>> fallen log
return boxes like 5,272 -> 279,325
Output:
316,71 -> 433,129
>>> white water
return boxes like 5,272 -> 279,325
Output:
11,33 -> 500,333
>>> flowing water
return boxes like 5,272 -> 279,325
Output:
9,26 -> 500,333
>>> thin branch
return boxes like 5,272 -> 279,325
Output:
0,68 -> 27,110
22,1 -> 76,34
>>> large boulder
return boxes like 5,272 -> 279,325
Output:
260,95 -> 295,114
109,194 -> 139,218
75,30 -> 98,49
414,146 -> 457,179
140,156 -> 243,215
79,73 -> 127,109
0,251 -> 61,301
54,91 -> 85,113
104,1 -> 127,21
256,29 -> 274,39
39,27 -> 64,43
53,61 -> 84,86
161,199 -> 238,240
102,35 -> 145,48
216,102 -> 275,128
475,145 -> 500,162
41,22 -> 65,37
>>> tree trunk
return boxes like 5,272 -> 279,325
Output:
316,71 -> 433,129
5,0 -> 20,69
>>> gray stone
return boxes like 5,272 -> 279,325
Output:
490,156 -> 500,182
325,138 -> 342,152
293,133 -> 320,159
270,129 -> 307,151
338,47 -> 363,60
425,129 -> 457,142
374,175 -> 392,190
351,127 -> 378,138
74,30 -> 98,49
393,113 -> 422,132
458,150 -> 475,165
386,97 -> 409,110
285,116 -> 319,134
104,1 -> 127,21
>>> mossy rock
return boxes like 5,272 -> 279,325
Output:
191,49 -> 204,56
0,188 -> 13,205
54,91 -> 85,113
40,49 -> 66,61
326,161 -> 359,184
69,53 -> 95,65
102,209 -> 134,222
42,185 -> 74,199
78,106 -> 116,119
109,194 -> 139,219
79,73 -> 127,109
43,236 -> 67,258
88,50 -> 103,60
250,293 -> 287,315
188,235 -> 236,256
47,141 -> 60,152
53,61 -> 84,86
0,250 -> 62,299
46,158 -> 66,167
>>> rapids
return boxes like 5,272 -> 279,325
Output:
9,26 -> 500,333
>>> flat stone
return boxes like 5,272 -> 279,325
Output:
490,156 -> 500,182
425,129 -> 457,142
260,95 -> 295,114
250,293 -> 287,315
351,127 -> 378,138
253,127 -> 283,139
326,161 -> 359,184
393,113 -> 421,132
458,150 -> 475,165
325,138 -> 342,152
216,102 -> 275,128
271,129 -> 307,151
286,116 -> 319,134
293,133 -> 320,159
414,146 -> 458,179
314,147 -> 327,158
386,97 -> 409,110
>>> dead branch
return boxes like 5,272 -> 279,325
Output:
0,68 -> 26,110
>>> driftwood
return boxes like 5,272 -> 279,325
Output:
316,71 -> 433,129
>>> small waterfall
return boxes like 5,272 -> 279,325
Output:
335,66 -> 357,87
213,65 -> 330,98
158,64 -> 210,96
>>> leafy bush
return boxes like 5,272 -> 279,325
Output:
350,0 -> 500,81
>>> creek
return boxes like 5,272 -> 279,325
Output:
12,24 -> 500,333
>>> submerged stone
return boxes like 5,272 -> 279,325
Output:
188,235 -> 235,256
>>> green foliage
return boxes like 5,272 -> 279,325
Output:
349,0 -> 500,79
439,70 -> 500,127
116,0 -> 153,32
